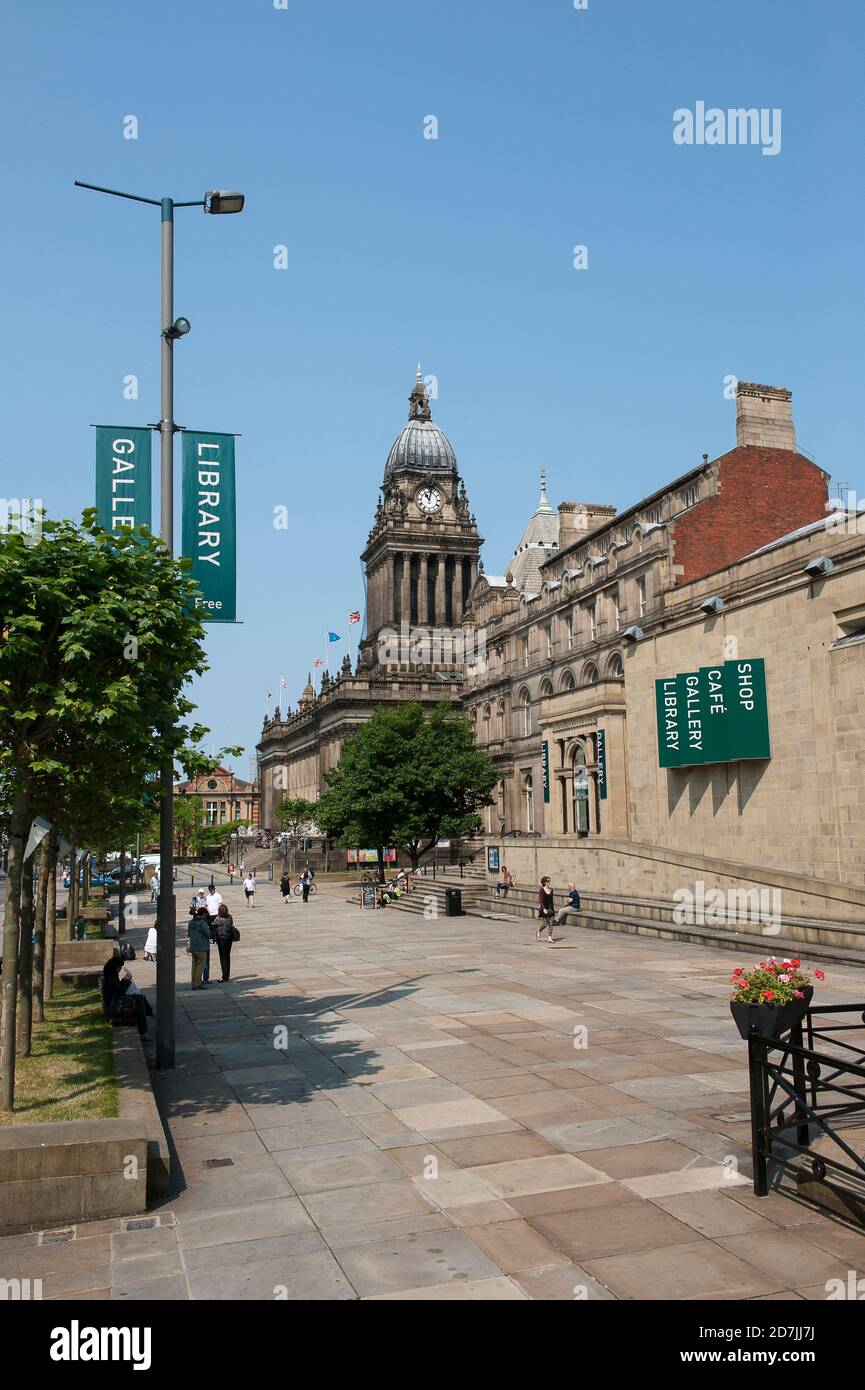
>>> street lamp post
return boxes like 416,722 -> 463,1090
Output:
74,181 -> 244,1070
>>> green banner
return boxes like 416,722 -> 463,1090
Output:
541,740 -> 550,803
655,659 -> 770,767
597,728 -> 608,799
95,426 -> 152,533
724,659 -> 771,761
181,432 -> 237,623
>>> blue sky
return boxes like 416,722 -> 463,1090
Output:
3,0 -> 862,777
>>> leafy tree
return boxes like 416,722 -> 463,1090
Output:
316,703 -> 496,879
0,513 -> 209,1111
173,795 -> 204,860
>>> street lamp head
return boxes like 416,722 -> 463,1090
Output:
165,316 -> 191,341
204,190 -> 245,215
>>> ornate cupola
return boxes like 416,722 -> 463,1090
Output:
359,368 -> 483,672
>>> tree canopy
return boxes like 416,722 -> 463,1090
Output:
316,702 -> 496,873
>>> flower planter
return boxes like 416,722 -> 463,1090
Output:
730,986 -> 813,1040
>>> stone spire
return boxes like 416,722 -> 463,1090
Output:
535,469 -> 554,516
299,673 -> 315,708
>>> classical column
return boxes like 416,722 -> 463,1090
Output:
399,552 -> 411,631
434,554 -> 446,628
453,555 -> 465,623
387,553 -> 397,628
417,554 -> 429,626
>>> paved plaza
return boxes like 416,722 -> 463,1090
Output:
4,879 -> 865,1301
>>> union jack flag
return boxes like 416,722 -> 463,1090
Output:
313,658 -> 323,667
348,610 -> 360,623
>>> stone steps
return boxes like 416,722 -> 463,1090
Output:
390,879 -> 865,962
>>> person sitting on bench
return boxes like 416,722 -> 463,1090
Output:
495,866 -> 515,896
554,882 -> 581,927
101,954 -> 153,1036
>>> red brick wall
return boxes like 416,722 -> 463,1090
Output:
672,447 -> 829,584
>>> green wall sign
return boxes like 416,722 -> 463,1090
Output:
94,426 -> 152,533
656,659 -> 770,768
597,728 -> 608,799
541,740 -> 550,803
181,431 -> 237,623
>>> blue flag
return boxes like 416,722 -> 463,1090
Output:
327,631 -> 341,642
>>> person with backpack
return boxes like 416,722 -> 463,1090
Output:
536,875 -> 556,945
554,882 -> 582,929
243,872 -> 256,908
212,902 -> 239,981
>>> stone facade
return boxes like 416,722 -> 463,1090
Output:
259,375 -> 865,908
174,766 -> 259,828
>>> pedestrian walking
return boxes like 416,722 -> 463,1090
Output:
149,871 -> 159,903
212,902 -> 239,981
243,872 -> 256,908
536,875 -> 556,944
187,907 -> 212,990
554,882 -> 581,929
279,871 -> 291,903
300,867 -> 312,903
143,925 -> 158,961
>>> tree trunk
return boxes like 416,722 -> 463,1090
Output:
44,834 -> 58,1002
377,845 -> 385,884
32,838 -> 50,1024
1,788 -> 30,1112
68,844 -> 77,941
17,852 -> 35,1057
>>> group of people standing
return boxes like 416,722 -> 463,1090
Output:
186,884 -> 241,989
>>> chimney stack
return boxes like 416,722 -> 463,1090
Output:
558,502 -> 617,541
735,381 -> 796,451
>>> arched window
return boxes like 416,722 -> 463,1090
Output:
539,677 -> 553,699
519,688 -> 532,737
582,662 -> 600,685
607,651 -> 624,679
523,773 -> 534,832
560,668 -> 576,692
571,745 -> 589,837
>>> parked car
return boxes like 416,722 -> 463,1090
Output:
62,870 -> 115,889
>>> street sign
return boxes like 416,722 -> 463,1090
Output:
181,431 -> 237,622
95,426 -> 152,533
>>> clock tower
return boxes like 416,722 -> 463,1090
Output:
359,369 -> 482,673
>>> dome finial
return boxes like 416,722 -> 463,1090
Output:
408,368 -> 432,423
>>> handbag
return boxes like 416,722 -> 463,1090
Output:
230,925 -> 240,942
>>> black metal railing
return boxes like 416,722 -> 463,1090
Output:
748,1003 -> 865,1196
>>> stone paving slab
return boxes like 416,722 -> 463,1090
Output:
3,878 -> 865,1300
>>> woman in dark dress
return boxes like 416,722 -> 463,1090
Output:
279,872 -> 291,903
536,876 -> 556,945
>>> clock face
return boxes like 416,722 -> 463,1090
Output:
416,486 -> 443,514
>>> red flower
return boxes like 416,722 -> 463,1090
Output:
791,959 -> 801,968
763,990 -> 775,1002
815,969 -> 825,980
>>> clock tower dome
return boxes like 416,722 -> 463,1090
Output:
359,369 -> 482,673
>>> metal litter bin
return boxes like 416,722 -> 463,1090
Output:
445,887 -> 462,917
